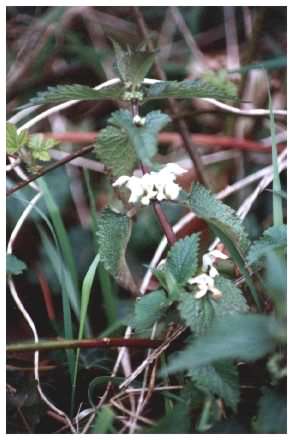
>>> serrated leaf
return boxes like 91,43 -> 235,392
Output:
95,125 -> 137,176
22,83 -> 125,108
111,39 -> 155,85
109,109 -> 170,165
6,123 -> 29,154
254,388 -> 286,433
96,109 -> 169,170
28,134 -> 59,162
247,225 -> 287,265
132,290 -> 170,333
165,233 -> 200,285
144,79 -> 237,102
185,184 -> 250,254
6,254 -> 27,275
178,291 -> 214,336
161,314 -> 279,376
202,70 -> 238,100
213,276 -> 248,316
96,208 -> 136,292
189,361 -> 240,411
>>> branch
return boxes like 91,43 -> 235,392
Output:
6,144 -> 96,197
7,337 -> 163,353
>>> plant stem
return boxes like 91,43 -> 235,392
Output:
7,337 -> 163,353
131,100 -> 176,245
133,6 -> 210,188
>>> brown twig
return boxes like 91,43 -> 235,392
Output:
133,6 -> 210,188
7,337 -> 163,353
6,144 -> 96,197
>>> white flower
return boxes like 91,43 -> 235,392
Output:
202,249 -> 229,278
112,163 -> 187,205
112,175 -> 130,187
158,163 -> 187,177
164,181 -> 181,200
188,273 -> 223,300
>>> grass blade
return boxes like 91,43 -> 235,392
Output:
38,178 -> 80,292
72,252 -> 100,411
267,79 -> 284,226
83,169 -> 118,324
38,226 -> 75,382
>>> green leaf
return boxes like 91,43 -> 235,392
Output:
6,123 -> 29,154
152,267 -> 180,300
165,234 -> 200,285
178,291 -> 214,336
161,314 -> 279,376
213,276 -> 248,316
96,109 -> 169,172
22,83 -> 125,107
91,406 -> 115,434
189,361 -> 240,411
95,125 -> 137,177
96,208 -> 136,292
254,388 -> 286,433
247,225 -> 287,265
182,184 -> 260,309
202,70 -> 238,100
132,289 -> 170,332
144,78 -> 237,102
265,253 -> 287,319
28,134 -> 59,162
184,184 -> 250,254
146,401 -> 191,433
111,39 -> 155,85
108,109 -> 170,165
6,254 -> 27,275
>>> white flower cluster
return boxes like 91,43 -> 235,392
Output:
188,249 -> 228,300
112,163 -> 187,206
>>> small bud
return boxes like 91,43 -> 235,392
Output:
133,114 -> 146,126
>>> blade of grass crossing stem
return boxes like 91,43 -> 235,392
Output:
72,253 -> 100,411
267,79 -> 284,226
38,226 -> 75,383
83,169 -> 118,324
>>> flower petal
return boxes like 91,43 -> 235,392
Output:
194,286 -> 208,299
210,249 -> 229,260
209,266 -> 219,278
112,175 -> 130,187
